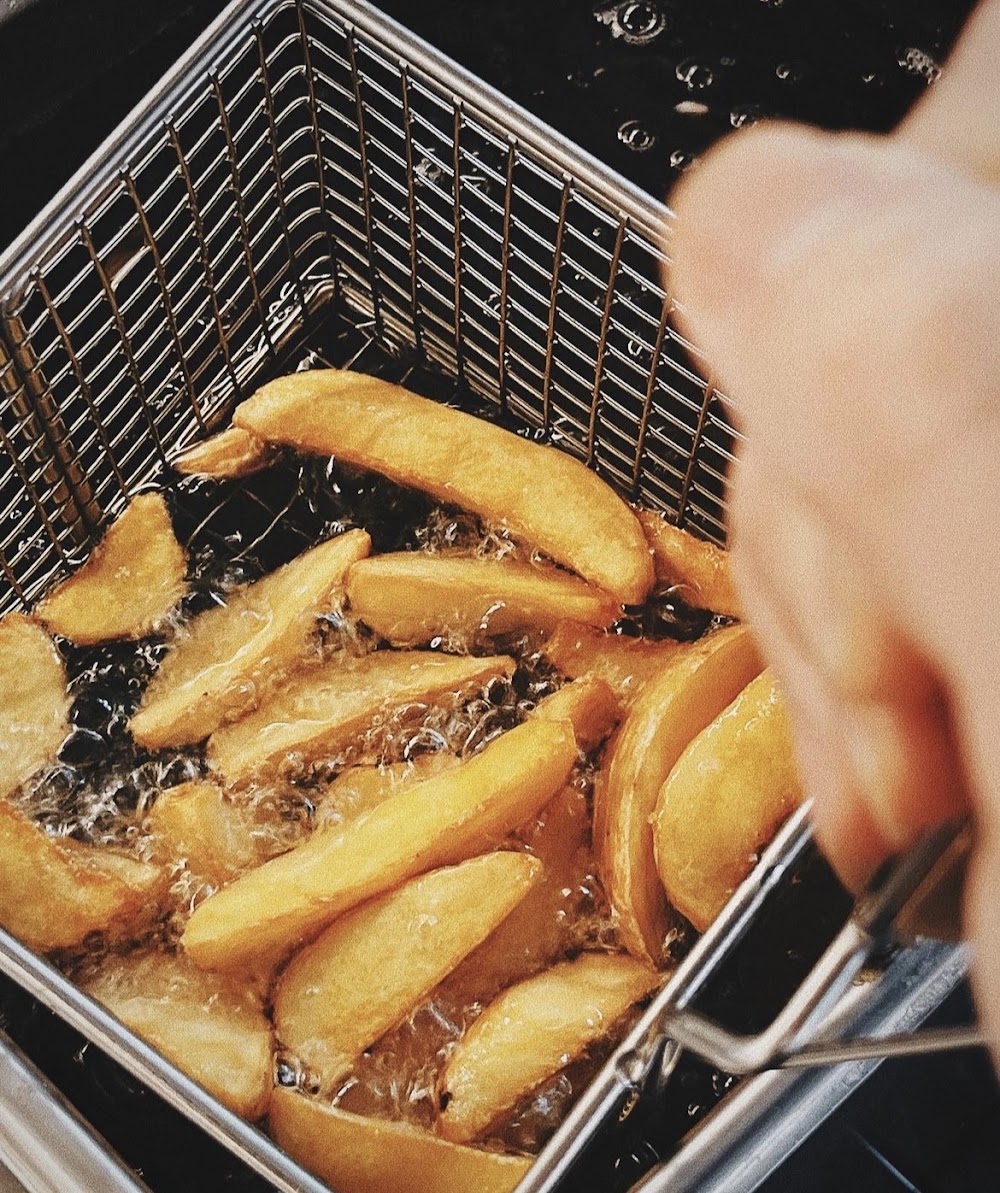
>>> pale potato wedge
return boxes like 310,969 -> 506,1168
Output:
37,493 -> 187,644
233,369 -> 654,604
0,802 -> 164,951
442,785 -> 592,1005
314,753 -> 460,828
653,669 -> 803,931
347,552 -> 619,646
147,781 -> 289,885
270,1090 -> 532,1193
274,852 -> 541,1090
638,510 -> 742,619
542,621 -> 682,707
594,625 -> 763,964
532,676 -> 621,752
81,950 -> 272,1118
172,427 -> 275,479
131,529 -> 370,749
0,614 -> 70,799
207,651 -> 513,784
184,718 -> 577,972
439,952 -> 659,1143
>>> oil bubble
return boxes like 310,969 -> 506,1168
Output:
617,120 -> 657,152
676,59 -> 714,91
730,104 -> 763,128
898,47 -> 941,84
415,157 -> 443,185
775,61 -> 804,84
595,1 -> 669,46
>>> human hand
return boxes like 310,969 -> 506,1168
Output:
667,2 -> 1000,1039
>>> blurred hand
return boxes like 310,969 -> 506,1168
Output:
667,2 -> 1000,1045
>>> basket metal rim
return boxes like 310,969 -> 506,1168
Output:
0,0 -> 673,313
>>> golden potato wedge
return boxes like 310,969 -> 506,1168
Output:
653,669 -> 803,931
184,718 -> 577,972
442,785 -> 592,1004
638,510 -> 742,619
207,651 -> 513,784
131,529 -> 370,749
542,621 -> 682,707
274,852 -> 541,1090
532,676 -> 621,752
594,625 -> 762,964
347,552 -> 619,646
0,614 -> 70,799
81,949 -> 272,1118
0,802 -> 164,951
147,781 -> 290,885
37,493 -> 187,644
172,427 -> 275,479
270,1090 -> 532,1193
233,369 -> 654,604
439,952 -> 659,1143
314,753 -> 460,828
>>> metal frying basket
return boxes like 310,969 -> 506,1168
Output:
0,1 -> 970,1190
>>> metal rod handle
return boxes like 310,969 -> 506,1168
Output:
0,1028 -> 151,1193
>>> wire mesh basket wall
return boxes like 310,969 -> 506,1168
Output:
0,0 -> 735,618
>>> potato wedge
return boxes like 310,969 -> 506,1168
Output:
314,753 -> 460,828
439,952 -> 659,1143
542,621 -> 682,707
172,427 -> 275,479
184,718 -> 577,972
81,950 -> 272,1118
207,651 -> 513,784
131,529 -> 370,749
0,614 -> 70,799
147,781 -> 290,885
0,802 -> 164,951
274,852 -> 541,1090
233,369 -> 654,604
347,552 -> 619,646
638,510 -> 742,619
594,625 -> 762,964
442,785 -> 592,1005
653,669 -> 803,931
37,493 -> 187,644
270,1091 -> 532,1193
532,677 -> 621,752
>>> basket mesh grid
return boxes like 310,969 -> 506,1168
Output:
0,0 -> 738,617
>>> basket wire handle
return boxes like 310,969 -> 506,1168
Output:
0,1027 -> 151,1193
515,811 -> 984,1193
659,820 -> 985,1076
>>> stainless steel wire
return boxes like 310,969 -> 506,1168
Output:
0,0 -> 734,615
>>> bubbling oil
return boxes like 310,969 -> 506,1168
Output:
13,447 -> 706,1159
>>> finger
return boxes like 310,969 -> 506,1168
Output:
666,122 -> 890,431
735,450 -> 970,854
899,0 -> 1000,185
668,123 -> 991,486
730,510 -> 890,890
